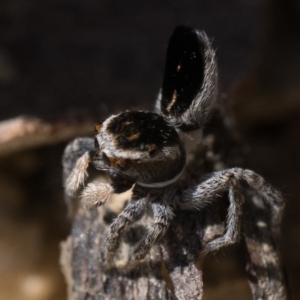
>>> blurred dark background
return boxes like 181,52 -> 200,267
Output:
0,0 -> 299,299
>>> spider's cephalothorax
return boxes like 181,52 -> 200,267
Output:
94,110 -> 186,187
63,25 -> 284,265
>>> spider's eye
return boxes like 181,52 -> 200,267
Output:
101,152 -> 111,167
94,138 -> 100,149
149,148 -> 158,158
148,144 -> 159,158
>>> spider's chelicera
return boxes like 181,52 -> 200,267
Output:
63,25 -> 284,264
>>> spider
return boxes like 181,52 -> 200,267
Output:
63,25 -> 284,265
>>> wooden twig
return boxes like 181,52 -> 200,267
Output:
0,116 -> 91,157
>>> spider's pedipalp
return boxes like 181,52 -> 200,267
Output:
80,182 -> 114,209
130,201 -> 173,264
106,197 -> 147,262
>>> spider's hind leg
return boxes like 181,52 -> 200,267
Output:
157,25 -> 218,131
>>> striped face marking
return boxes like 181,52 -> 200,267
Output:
94,111 -> 184,175
106,111 -> 180,153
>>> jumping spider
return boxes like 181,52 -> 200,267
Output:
63,26 -> 284,265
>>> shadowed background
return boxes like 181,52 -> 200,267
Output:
0,0 -> 299,299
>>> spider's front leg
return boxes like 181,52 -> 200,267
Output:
180,171 -> 245,253
106,197 -> 147,262
63,134 -> 133,208
63,137 -> 108,196
130,201 -> 174,264
63,137 -> 97,195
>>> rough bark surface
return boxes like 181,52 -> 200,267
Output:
0,116 -> 91,157
243,193 -> 288,300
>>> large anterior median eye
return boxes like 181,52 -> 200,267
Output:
148,144 -> 158,158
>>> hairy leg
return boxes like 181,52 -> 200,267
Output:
62,137 -> 96,196
63,136 -> 109,196
62,138 -> 94,181
106,197 -> 147,261
180,171 -> 245,252
80,182 -> 114,209
229,168 -> 284,234
179,168 -> 284,252
130,201 -> 174,263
